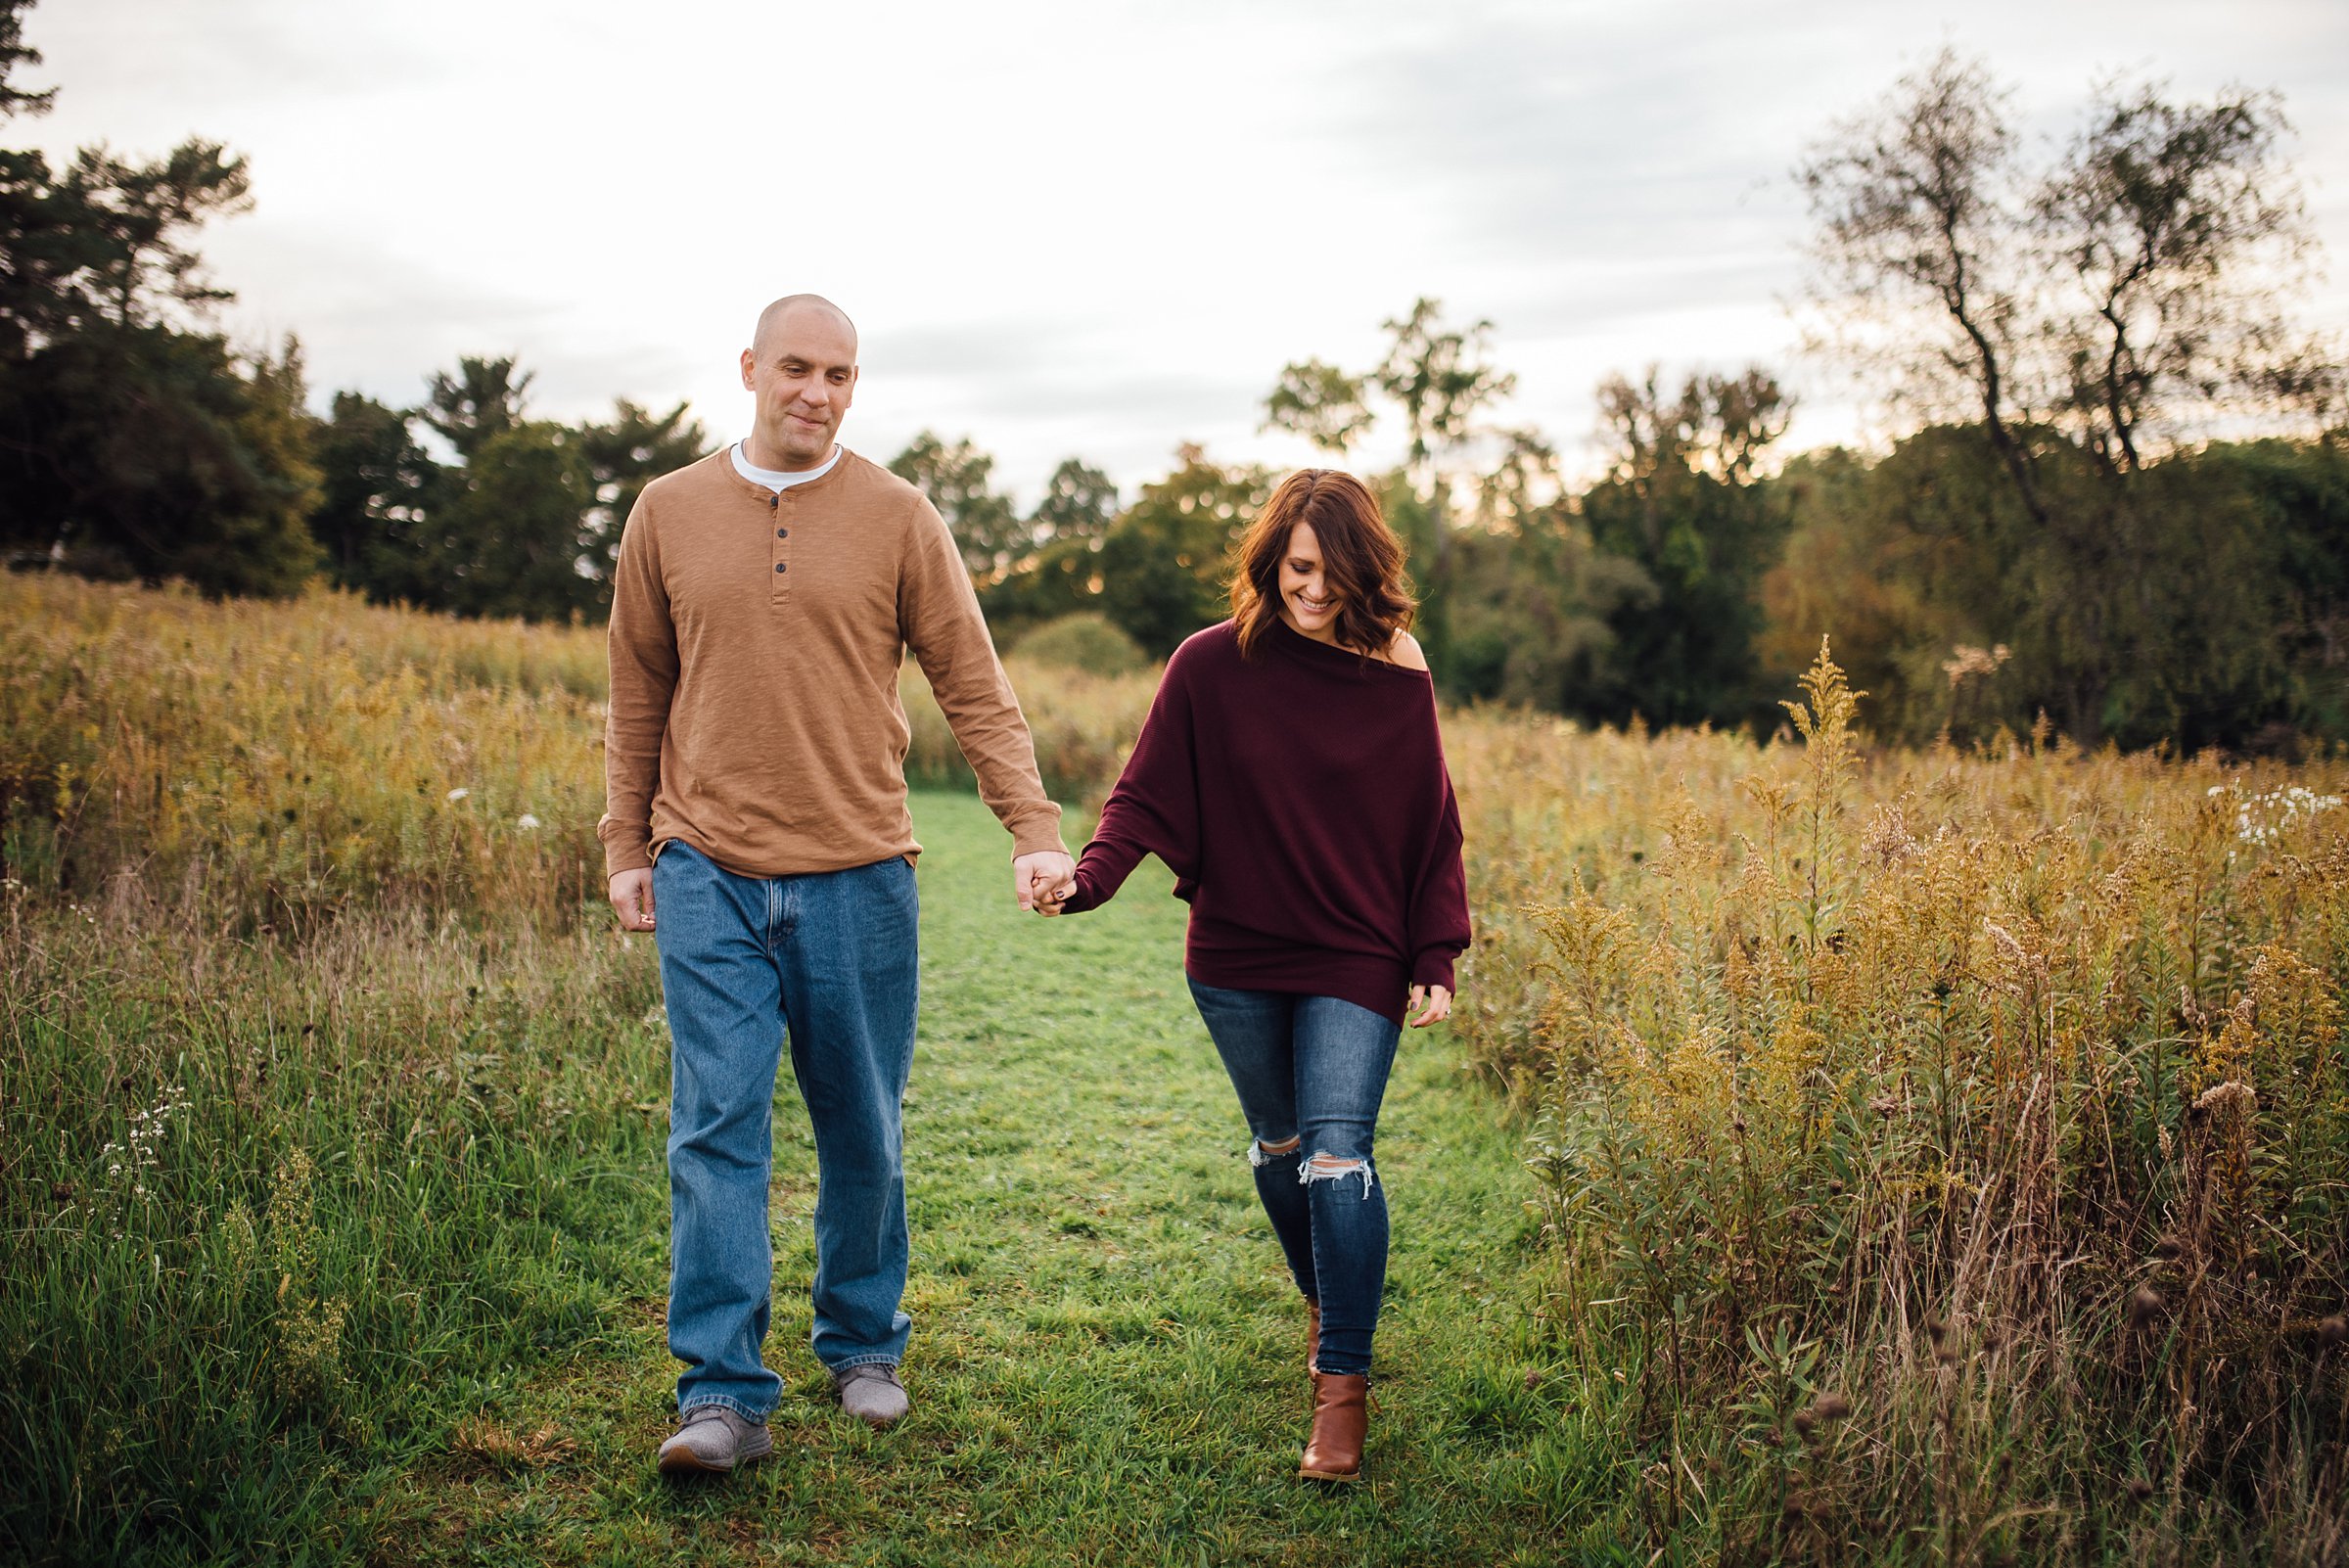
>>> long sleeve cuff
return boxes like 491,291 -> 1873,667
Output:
1410,946 -> 1459,992
599,815 -> 653,877
1059,866 -> 1105,915
1004,805 -> 1067,861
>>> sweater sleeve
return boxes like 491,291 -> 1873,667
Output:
1061,646 -> 1201,913
1406,740 -> 1472,992
898,495 -> 1066,858
599,494 -> 677,877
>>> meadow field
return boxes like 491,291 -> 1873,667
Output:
5,571 -> 2348,1565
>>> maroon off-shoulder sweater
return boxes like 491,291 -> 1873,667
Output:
1060,618 -> 1471,1025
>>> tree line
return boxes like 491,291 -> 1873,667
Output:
2,1 -> 2341,752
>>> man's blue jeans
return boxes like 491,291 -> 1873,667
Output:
654,840 -> 919,1419
1186,981 -> 1401,1378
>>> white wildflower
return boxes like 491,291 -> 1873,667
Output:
516,813 -> 541,830
100,1084 -> 189,1196
445,787 -> 470,802
2234,783 -> 2342,845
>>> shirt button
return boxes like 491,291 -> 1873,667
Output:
774,563 -> 787,574
777,528 -> 788,538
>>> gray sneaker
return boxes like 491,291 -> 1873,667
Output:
833,1363 -> 909,1427
658,1404 -> 773,1475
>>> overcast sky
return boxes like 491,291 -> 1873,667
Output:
20,0 -> 2349,502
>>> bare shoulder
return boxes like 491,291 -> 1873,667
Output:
1383,629 -> 1429,671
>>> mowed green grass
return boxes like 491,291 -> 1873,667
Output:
355,791 -> 1615,1566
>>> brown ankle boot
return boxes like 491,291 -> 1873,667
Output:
1298,1372 -> 1368,1482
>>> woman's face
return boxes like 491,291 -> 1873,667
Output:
1278,522 -> 1343,643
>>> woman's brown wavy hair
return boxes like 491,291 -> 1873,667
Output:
1229,469 -> 1415,660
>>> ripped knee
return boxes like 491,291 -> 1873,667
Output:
1300,1151 -> 1376,1198
1247,1133 -> 1303,1168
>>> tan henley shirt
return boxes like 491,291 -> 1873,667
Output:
598,447 -> 1064,878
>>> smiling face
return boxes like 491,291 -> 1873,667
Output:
1277,522 -> 1343,644
1229,468 -> 1413,662
739,300 -> 858,470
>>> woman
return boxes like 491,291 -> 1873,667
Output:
1037,468 -> 1470,1483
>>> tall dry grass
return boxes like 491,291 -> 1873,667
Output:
0,573 -> 1153,931
1451,644 -> 2349,1560
0,575 -> 610,931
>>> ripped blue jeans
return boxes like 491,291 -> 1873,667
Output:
1186,981 -> 1401,1377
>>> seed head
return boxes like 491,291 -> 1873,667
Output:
2131,1287 -> 2164,1328
1812,1392 -> 1852,1421
2319,1315 -> 2346,1348
1523,1368 -> 1543,1390
2126,1476 -> 2155,1501
2151,1235 -> 2184,1261
1792,1409 -> 1816,1438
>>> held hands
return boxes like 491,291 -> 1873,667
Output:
613,856 -> 1079,929
609,868 -> 656,933
1014,850 -> 1077,915
1406,985 -> 1452,1028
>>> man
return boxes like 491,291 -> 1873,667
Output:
600,295 -> 1076,1475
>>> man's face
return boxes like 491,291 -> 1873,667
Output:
740,308 -> 858,468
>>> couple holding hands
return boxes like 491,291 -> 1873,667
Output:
600,295 -> 1468,1485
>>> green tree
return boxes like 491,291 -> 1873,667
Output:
1028,457 -> 1118,545
310,368 -> 705,621
0,325 -> 320,594
0,0 -> 314,596
1757,429 -> 2332,751
2038,81 -> 2332,471
1443,499 -> 1653,712
423,420 -> 598,622
2227,435 -> 2349,741
1755,445 -> 1957,736
1374,299 -> 1517,509
976,456 -> 1120,634
1262,358 -> 1372,456
1578,366 -> 1793,729
423,355 -> 531,461
1095,445 -> 1272,658
578,398 -> 708,594
307,391 -> 440,604
889,431 -> 1026,580
1798,53 -> 2340,741
0,0 -> 52,121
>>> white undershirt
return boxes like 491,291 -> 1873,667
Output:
731,440 -> 842,492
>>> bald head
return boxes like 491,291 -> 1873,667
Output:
740,295 -> 860,471
753,294 -> 857,359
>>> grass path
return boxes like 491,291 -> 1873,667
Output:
377,792 -> 1609,1566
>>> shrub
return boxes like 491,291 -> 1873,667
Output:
1011,613 -> 1148,677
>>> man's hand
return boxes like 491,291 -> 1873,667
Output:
1406,985 -> 1452,1028
610,868 -> 656,933
1014,850 -> 1076,914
